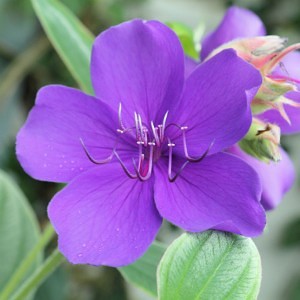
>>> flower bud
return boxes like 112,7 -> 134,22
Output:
206,36 -> 287,69
239,118 -> 281,162
206,36 -> 300,124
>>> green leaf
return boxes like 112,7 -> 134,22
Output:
0,170 -> 41,297
31,0 -> 94,94
158,231 -> 262,300
167,22 -> 198,60
119,241 -> 166,296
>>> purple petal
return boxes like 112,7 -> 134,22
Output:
184,56 -> 198,79
169,49 -> 262,158
16,85 -> 134,183
228,146 -> 295,210
91,19 -> 184,125
154,153 -> 266,237
257,91 -> 300,134
48,162 -> 162,266
273,51 -> 300,81
201,6 -> 266,60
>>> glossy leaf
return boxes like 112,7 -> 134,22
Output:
158,231 -> 262,300
0,170 -> 41,297
119,241 -> 166,296
31,0 -> 94,94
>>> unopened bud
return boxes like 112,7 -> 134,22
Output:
206,36 -> 287,69
239,118 -> 281,162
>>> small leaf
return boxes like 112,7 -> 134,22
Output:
158,231 -> 262,300
31,0 -> 94,94
119,241 -> 166,296
167,22 -> 198,60
0,170 -> 41,296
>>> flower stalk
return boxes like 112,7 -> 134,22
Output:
0,222 -> 56,300
11,249 -> 64,300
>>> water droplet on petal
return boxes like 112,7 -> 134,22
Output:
82,243 -> 86,248
77,253 -> 83,257
59,164 -> 63,168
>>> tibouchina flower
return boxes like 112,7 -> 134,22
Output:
16,20 -> 265,266
197,7 -> 297,209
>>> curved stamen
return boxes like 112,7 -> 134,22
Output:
133,141 -> 155,181
80,138 -> 114,164
142,128 -> 148,146
118,103 -> 126,131
134,112 -> 140,140
151,121 -> 160,146
136,141 -> 144,170
114,150 -> 137,179
181,128 -> 214,162
167,138 -> 189,182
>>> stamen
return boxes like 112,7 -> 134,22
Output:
181,128 -> 214,162
137,141 -> 144,170
133,141 -> 155,181
167,138 -> 189,182
80,138 -> 114,164
134,112 -> 140,140
151,121 -> 160,146
114,150 -> 137,179
161,111 -> 169,140
142,128 -> 148,145
118,103 -> 126,131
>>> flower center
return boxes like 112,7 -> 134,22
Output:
80,104 -> 213,182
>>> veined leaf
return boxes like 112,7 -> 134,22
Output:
158,231 -> 262,300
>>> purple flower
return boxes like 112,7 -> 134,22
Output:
16,20 -> 265,266
195,6 -> 298,210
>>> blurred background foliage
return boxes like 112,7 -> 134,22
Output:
0,0 -> 300,299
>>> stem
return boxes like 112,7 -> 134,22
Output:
11,249 -> 64,300
0,222 -> 56,300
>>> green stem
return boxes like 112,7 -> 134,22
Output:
11,249 -> 64,300
0,222 -> 55,300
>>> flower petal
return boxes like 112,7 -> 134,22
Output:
48,163 -> 162,266
258,91 -> 300,134
273,51 -> 300,81
16,85 -> 133,183
201,6 -> 266,60
91,19 -> 184,125
228,146 -> 295,210
169,49 -> 262,158
184,56 -> 198,79
154,153 -> 266,237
